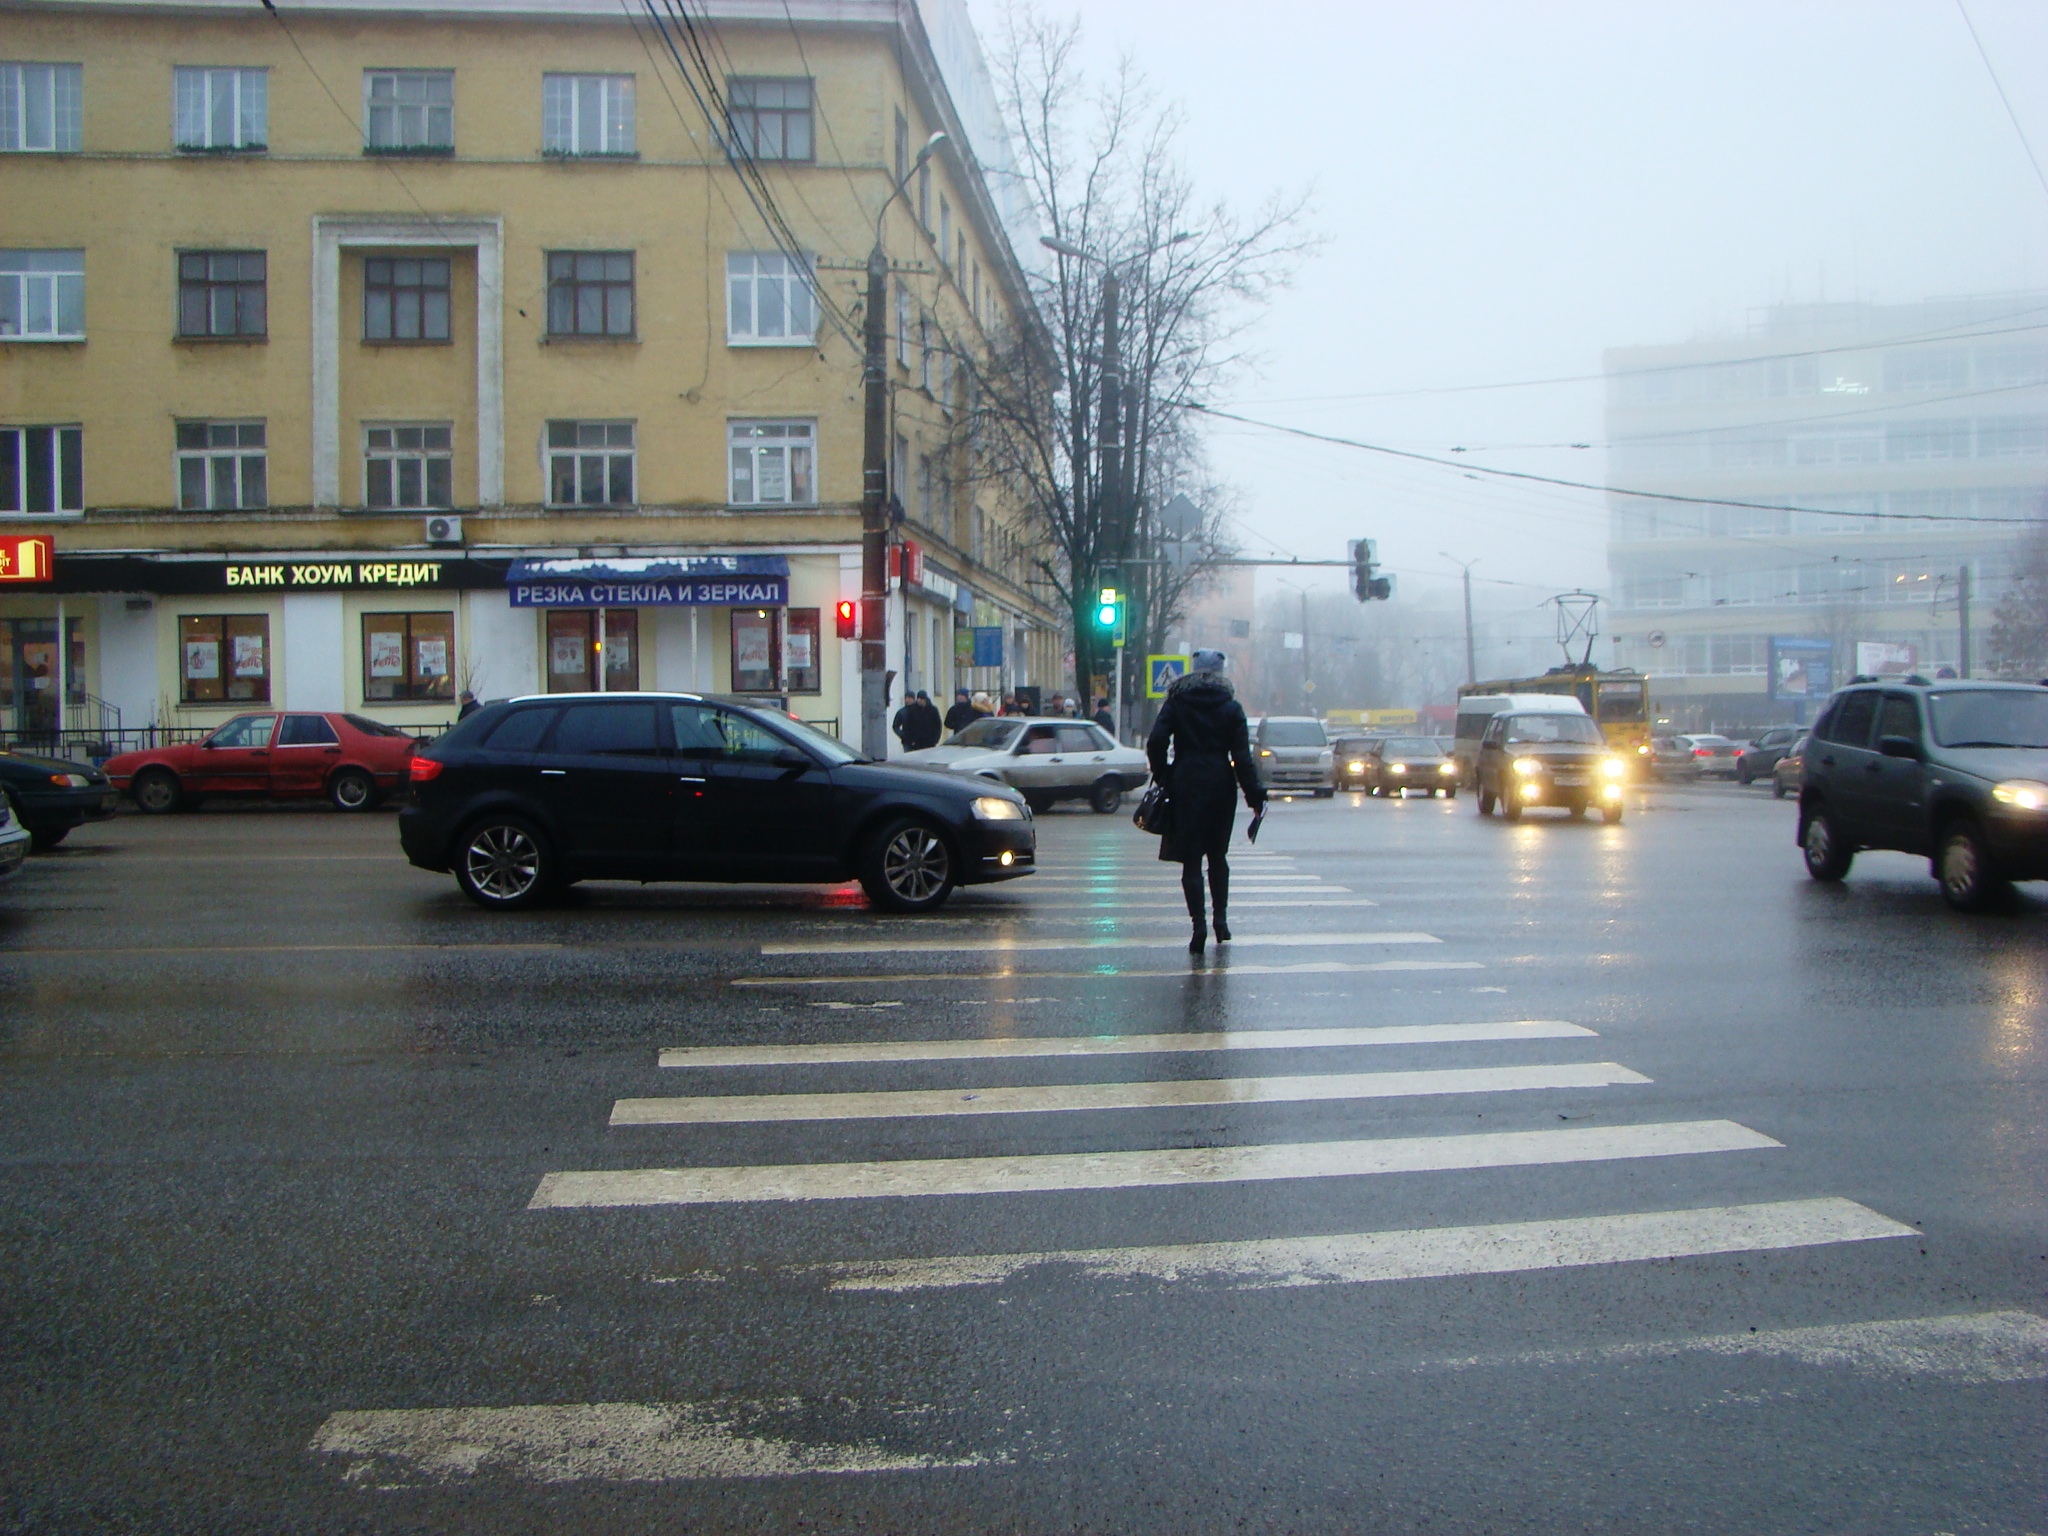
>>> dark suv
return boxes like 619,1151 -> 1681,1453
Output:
1797,678 -> 2048,910
400,693 -> 1035,913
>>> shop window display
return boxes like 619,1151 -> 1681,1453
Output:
181,614 -> 270,704
362,612 -> 454,703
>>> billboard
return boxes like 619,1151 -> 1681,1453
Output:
1855,640 -> 1917,678
1769,638 -> 1833,703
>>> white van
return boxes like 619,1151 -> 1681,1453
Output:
1451,693 -> 1588,788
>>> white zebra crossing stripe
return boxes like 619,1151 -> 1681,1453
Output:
731,959 -> 1485,986
528,1120 -> 1778,1208
657,1019 -> 1597,1069
760,931 -> 1440,956
611,1062 -> 1649,1126
810,1198 -> 1915,1293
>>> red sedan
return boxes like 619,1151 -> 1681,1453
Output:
105,712 -> 418,814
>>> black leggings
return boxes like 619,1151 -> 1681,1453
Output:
1178,828 -> 1232,924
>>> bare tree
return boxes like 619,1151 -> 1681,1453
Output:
960,8 -> 1314,705
1986,520 -> 2048,679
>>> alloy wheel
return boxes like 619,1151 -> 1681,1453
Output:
883,825 -> 950,903
465,824 -> 541,903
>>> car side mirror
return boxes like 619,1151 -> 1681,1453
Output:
773,748 -> 813,770
1878,735 -> 1922,761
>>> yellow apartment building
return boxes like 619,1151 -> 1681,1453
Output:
0,0 -> 1061,750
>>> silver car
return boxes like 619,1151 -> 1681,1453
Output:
1255,716 -> 1335,797
0,789 -> 30,884
898,716 -> 1151,814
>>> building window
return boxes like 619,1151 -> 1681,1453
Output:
917,163 -> 930,229
546,251 -> 633,338
547,421 -> 634,506
364,256 -> 450,343
177,421 -> 266,510
545,609 -> 638,692
1,63 -> 82,152
726,77 -> 811,161
543,73 -> 634,156
0,250 -> 83,339
731,608 -> 780,693
893,108 -> 908,184
178,250 -> 266,338
726,252 -> 815,345
785,608 -> 820,693
895,281 -> 910,367
1975,416 -> 2048,458
364,424 -> 452,509
363,69 -> 453,153
180,614 -> 270,704
1886,421 -> 1969,462
174,66 -> 266,150
728,419 -> 814,506
939,199 -> 952,265
362,611 -> 454,702
956,233 -> 968,282
0,426 -> 81,515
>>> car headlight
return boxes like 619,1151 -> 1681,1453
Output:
48,773 -> 91,788
1438,761 -> 1456,774
1600,758 -> 1626,778
1390,763 -> 1406,774
1637,743 -> 1651,755
1258,748 -> 1272,757
1992,780 -> 2048,812
972,795 -> 1025,821
1512,757 -> 1542,776
1347,760 -> 1365,773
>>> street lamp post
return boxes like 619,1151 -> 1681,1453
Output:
860,131 -> 947,759
1440,553 -> 1480,686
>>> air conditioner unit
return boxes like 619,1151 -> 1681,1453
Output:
423,515 -> 464,546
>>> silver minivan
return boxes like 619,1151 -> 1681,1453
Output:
1451,693 -> 1591,789
1254,716 -> 1335,796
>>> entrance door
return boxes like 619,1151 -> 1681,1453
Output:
533,699 -> 673,875
545,610 -> 640,692
1,617 -> 82,738
192,713 -> 278,794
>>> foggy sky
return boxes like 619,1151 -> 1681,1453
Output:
967,0 -> 2048,623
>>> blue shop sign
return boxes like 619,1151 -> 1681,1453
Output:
506,554 -> 789,608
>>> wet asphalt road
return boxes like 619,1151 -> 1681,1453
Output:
0,781 -> 2042,1534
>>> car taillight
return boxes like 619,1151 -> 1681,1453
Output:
409,757 -> 445,782
1693,747 -> 1711,756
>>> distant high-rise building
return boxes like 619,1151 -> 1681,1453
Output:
1604,295 -> 2048,731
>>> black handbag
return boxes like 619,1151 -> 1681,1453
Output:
1132,782 -> 1173,835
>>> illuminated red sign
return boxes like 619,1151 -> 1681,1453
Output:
0,534 -> 54,583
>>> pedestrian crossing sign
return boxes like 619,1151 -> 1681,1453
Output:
1146,654 -> 1189,698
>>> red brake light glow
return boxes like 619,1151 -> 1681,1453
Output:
409,757 -> 445,782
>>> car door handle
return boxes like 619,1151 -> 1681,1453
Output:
541,769 -> 567,777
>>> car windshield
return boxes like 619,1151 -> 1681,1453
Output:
1384,738 -> 1442,756
1927,690 -> 2048,749
1504,715 -> 1603,745
948,717 -> 1023,749
1263,722 -> 1327,747
768,712 -> 863,764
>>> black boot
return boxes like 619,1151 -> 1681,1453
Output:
1213,913 -> 1231,943
1188,919 -> 1208,955
1182,860 -> 1208,953
1209,859 -> 1231,942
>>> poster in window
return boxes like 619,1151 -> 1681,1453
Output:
756,449 -> 787,502
368,630 -> 406,679
786,631 -> 813,672
184,639 -> 221,680
732,611 -> 777,692
784,609 -> 820,693
602,634 -> 631,671
415,635 -> 449,680
551,635 -> 585,676
232,633 -> 266,678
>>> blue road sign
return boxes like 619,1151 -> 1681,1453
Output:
1147,654 -> 1189,698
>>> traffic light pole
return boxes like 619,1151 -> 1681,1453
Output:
859,241 -> 890,760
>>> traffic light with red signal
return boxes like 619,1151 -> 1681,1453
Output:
835,599 -> 859,639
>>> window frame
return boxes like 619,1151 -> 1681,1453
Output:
362,255 -> 451,344
726,76 -> 813,163
0,63 -> 83,153
175,420 -> 267,511
0,425 -> 82,516
730,607 -> 781,693
360,610 -> 456,704
541,72 -> 635,157
174,65 -> 267,151
726,418 -> 816,508
362,68 -> 454,154
0,249 -> 84,341
725,251 -> 816,347
545,420 -> 636,508
177,249 -> 266,340
545,250 -> 634,340
179,613 -> 271,704
363,422 -> 454,510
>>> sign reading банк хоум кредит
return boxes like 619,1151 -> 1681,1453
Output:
225,560 -> 450,589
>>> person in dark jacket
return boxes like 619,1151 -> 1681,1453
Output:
1146,650 -> 1265,954
906,691 -> 942,749
943,689 -> 978,734
1092,700 -> 1116,735
457,690 -> 481,720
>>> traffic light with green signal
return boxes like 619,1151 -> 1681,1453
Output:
1094,585 -> 1126,644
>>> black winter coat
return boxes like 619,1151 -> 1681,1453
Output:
943,701 -> 980,734
1146,672 -> 1264,862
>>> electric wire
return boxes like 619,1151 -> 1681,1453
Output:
1955,0 -> 2048,202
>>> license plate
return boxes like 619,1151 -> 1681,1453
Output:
1553,774 -> 1587,787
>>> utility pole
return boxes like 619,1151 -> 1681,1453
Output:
1097,266 -> 1123,735
1958,563 -> 1972,679
1300,585 -> 1311,701
1440,553 -> 1480,685
860,132 -> 945,758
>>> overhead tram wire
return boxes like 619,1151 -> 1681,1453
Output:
1190,404 -> 2047,528
1956,0 -> 2048,203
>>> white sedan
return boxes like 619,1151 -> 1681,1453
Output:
899,716 -> 1150,814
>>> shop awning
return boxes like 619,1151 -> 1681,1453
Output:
506,554 -> 789,608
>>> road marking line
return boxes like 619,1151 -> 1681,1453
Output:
311,1400 -> 994,1486
613,1062 -> 1649,1126
959,899 -> 1378,911
1419,1308 -> 2048,1385
732,960 -> 1485,986
2,941 -> 569,957
761,931 -> 1440,956
812,1198 -> 1913,1293
658,1020 -> 1596,1069
528,1120 -> 1777,1209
